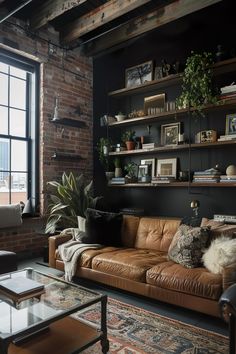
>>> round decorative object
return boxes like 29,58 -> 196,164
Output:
226,165 -> 236,176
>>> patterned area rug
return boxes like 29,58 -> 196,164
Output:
72,298 -> 229,354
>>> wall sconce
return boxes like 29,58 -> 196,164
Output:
190,200 -> 200,217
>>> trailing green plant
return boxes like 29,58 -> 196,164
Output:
121,130 -> 136,142
124,162 -> 137,178
45,172 -> 102,234
97,137 -> 113,171
176,51 -> 218,116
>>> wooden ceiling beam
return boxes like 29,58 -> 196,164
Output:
82,0 -> 222,56
30,0 -> 88,30
61,0 -> 153,44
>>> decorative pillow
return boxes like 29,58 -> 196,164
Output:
0,204 -> 22,228
202,236 -> 236,274
86,208 -> 123,247
168,224 -> 209,268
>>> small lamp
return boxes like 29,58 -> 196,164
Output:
190,200 -> 200,217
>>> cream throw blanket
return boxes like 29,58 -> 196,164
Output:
58,228 -> 101,281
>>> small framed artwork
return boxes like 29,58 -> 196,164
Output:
125,60 -> 153,88
144,93 -> 165,115
154,66 -> 163,80
141,158 -> 155,177
138,164 -> 149,180
156,158 -> 177,178
161,122 -> 181,145
225,113 -> 236,135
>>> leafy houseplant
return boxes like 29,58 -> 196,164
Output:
124,162 -> 138,183
176,51 -> 218,116
97,138 -> 114,181
45,172 -> 102,234
122,130 -> 136,150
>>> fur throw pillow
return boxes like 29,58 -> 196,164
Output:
202,236 -> 236,274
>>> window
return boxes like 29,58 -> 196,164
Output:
0,50 -> 39,212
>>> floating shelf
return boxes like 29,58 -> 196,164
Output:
51,152 -> 83,160
108,182 -> 236,188
109,140 -> 236,157
50,118 -> 86,128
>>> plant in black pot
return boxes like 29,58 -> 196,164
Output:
124,162 -> 138,183
176,51 -> 218,116
122,130 -> 136,151
97,137 -> 114,180
114,157 -> 123,178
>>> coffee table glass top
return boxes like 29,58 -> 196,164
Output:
0,268 -> 102,340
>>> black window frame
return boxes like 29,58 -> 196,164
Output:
0,49 -> 40,213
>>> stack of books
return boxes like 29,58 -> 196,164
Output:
151,176 -> 176,184
220,175 -> 236,183
220,84 -> 236,101
142,143 -> 158,149
193,170 -> 221,183
218,134 -> 236,142
109,177 -> 125,185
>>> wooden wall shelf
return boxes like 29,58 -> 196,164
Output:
51,152 -> 83,160
108,182 -> 236,188
50,118 -> 86,128
109,140 -> 236,157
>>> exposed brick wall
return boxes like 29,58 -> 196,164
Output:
0,18 -> 93,216
0,218 -> 47,258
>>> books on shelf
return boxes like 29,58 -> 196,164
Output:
151,177 -> 176,184
109,177 -> 125,184
194,169 -> 221,176
0,276 -> 45,305
193,169 -> 220,183
142,143 -> 158,149
220,175 -> 236,182
193,178 -> 220,183
220,84 -> 236,95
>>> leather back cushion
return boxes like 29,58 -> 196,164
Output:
121,215 -> 140,247
135,217 -> 181,251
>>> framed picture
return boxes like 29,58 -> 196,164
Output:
125,60 -> 153,88
144,93 -> 165,115
161,122 -> 181,145
138,164 -> 149,180
156,158 -> 177,178
154,66 -> 163,80
195,130 -> 217,143
141,158 -> 155,177
225,113 -> 236,135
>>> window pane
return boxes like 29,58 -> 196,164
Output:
11,140 -> 27,171
11,172 -> 27,204
10,109 -> 26,137
0,73 -> 8,105
0,106 -> 8,134
10,77 -> 26,109
0,138 -> 10,171
0,172 -> 10,204
10,67 -> 26,80
0,63 -> 8,73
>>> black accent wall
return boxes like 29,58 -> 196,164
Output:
93,0 -> 236,218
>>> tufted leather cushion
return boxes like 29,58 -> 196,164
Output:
146,261 -> 222,300
92,248 -> 168,282
121,215 -> 140,247
135,218 -> 181,252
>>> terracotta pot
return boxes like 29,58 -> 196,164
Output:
125,141 -> 135,150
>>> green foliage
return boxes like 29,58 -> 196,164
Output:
121,130 -> 136,142
97,137 -> 113,171
114,157 -> 121,168
176,51 -> 218,116
45,172 -> 102,234
124,162 -> 137,178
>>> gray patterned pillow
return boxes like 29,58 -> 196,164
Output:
168,224 -> 209,268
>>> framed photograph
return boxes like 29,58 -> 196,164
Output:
125,60 -> 153,88
225,113 -> 236,135
195,130 -> 217,143
161,122 -> 181,145
138,164 -> 149,180
144,93 -> 165,115
156,158 -> 177,178
141,158 -> 155,177
154,66 -> 163,80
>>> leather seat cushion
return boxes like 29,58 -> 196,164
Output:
146,262 -> 222,300
92,248 -> 168,282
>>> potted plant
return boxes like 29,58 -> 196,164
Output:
114,157 -> 123,178
176,51 -> 218,116
122,130 -> 136,150
45,172 -> 102,234
124,162 -> 138,183
97,137 -> 114,180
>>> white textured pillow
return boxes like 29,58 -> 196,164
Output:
77,216 -> 86,232
202,236 -> 236,274
0,204 -> 22,228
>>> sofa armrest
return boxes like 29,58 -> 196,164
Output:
222,262 -> 236,291
49,234 -> 72,268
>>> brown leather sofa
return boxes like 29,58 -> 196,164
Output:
49,215 -> 236,317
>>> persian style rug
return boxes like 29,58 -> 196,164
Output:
72,298 -> 229,354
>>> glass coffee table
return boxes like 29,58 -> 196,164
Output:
0,268 -> 109,354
